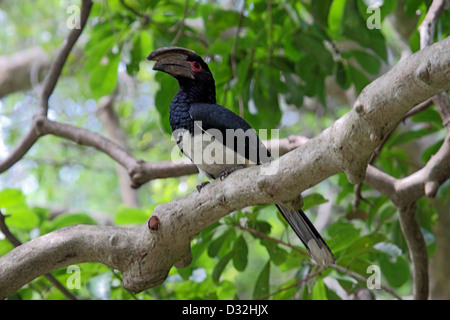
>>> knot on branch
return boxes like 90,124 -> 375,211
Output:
128,159 -> 147,188
424,180 -> 439,198
32,115 -> 48,136
416,63 -> 432,85
282,194 -> 304,212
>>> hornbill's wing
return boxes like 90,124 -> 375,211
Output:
188,103 -> 272,165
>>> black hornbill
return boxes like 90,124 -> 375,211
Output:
147,47 -> 335,267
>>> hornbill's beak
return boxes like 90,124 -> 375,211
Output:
147,46 -> 196,80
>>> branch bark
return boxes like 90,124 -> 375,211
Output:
0,47 -> 51,98
1,37 -> 449,298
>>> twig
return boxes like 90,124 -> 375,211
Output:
234,223 -> 402,300
233,223 -> 309,257
260,268 -> 325,299
223,0 -> 247,117
403,98 -> 433,119
38,0 -> 93,116
0,125 -> 40,173
432,92 -> 450,130
353,97 -> 434,209
418,0 -> 446,48
330,264 -> 402,300
171,0 -> 191,45
397,203 -> 428,300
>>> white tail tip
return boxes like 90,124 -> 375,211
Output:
307,239 -> 335,267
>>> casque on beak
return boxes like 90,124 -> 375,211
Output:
147,46 -> 196,80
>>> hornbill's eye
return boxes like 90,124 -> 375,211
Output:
189,61 -> 202,72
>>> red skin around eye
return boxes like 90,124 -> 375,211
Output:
188,61 -> 202,73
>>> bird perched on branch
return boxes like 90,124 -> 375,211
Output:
147,46 -> 334,267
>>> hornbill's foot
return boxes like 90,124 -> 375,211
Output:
219,165 -> 246,181
196,181 -> 210,192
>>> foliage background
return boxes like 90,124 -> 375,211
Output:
0,0 -> 449,299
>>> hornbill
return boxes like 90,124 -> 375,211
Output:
147,47 -> 335,267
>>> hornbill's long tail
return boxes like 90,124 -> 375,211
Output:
276,204 -> 335,267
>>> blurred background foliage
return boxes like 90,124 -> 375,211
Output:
0,0 -> 449,300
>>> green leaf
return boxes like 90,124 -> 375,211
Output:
348,65 -> 370,94
421,138 -> 444,162
249,68 -> 282,130
155,72 -> 178,133
252,220 -> 272,235
379,254 -> 410,288
336,62 -> 350,89
0,189 -> 39,230
342,2 -> 387,60
284,72 -> 305,106
208,229 -> 232,258
411,108 -> 443,126
312,278 -> 328,300
45,212 -> 97,232
253,260 -> 270,299
373,241 -> 402,258
212,250 -> 234,283
350,50 -> 381,75
84,36 -> 116,72
216,280 -> 237,300
302,193 -> 329,211
0,239 -> 14,256
343,233 -> 386,257
114,207 -> 149,225
260,238 -> 288,265
89,53 -> 120,99
0,188 -> 25,207
390,128 -> 437,147
328,0 -> 347,36
281,2 -> 302,28
232,235 -> 248,271
328,222 -> 360,253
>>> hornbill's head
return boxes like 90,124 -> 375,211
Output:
147,46 -> 214,84
147,46 -> 216,103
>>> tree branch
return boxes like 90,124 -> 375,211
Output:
397,203 -> 429,300
364,127 -> 450,300
37,0 -> 93,116
0,0 -> 93,173
418,0 -> 446,49
0,211 -> 77,300
0,37 -> 449,298
0,47 -> 51,98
